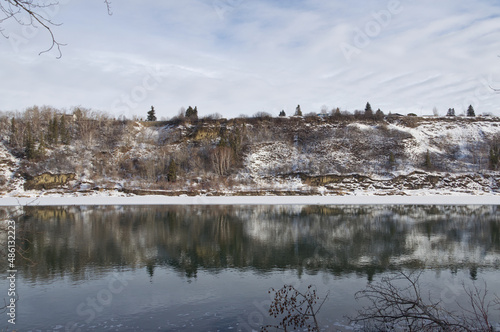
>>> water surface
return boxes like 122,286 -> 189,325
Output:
1,205 -> 499,331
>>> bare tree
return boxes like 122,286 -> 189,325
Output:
0,0 -> 111,57
262,285 -> 328,332
351,271 -> 500,331
211,146 -> 232,176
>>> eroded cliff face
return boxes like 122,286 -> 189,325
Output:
189,126 -> 220,142
1,115 -> 500,196
289,171 -> 500,194
24,173 -> 75,190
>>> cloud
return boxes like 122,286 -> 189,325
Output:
1,0 -> 500,118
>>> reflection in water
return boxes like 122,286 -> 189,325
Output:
2,205 -> 499,282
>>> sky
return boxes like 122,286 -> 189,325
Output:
1,0 -> 500,119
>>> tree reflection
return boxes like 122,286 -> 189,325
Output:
5,205 -> 500,282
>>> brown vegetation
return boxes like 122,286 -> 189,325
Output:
1,106 -> 499,194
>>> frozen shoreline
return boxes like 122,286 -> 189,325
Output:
0,193 -> 499,206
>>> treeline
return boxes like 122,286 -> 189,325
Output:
0,105 -> 252,188
1,105 -> 500,192
248,102 -> 482,121
1,106 -> 123,160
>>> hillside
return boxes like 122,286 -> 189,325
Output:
1,107 -> 500,197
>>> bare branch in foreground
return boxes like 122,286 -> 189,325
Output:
351,271 -> 499,331
0,0 -> 112,57
262,284 -> 329,332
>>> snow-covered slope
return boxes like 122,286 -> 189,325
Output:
1,116 -> 500,197
246,119 -> 500,176
0,142 -> 23,194
243,118 -> 500,194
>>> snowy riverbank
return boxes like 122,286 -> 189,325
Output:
0,192 -> 499,206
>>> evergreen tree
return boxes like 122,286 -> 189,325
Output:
185,106 -> 198,119
167,159 -> 177,182
424,150 -> 432,169
490,145 -> 499,170
47,114 -> 59,145
59,115 -> 70,144
147,106 -> 157,121
446,108 -> 456,117
279,110 -> 286,117
294,105 -> 302,116
364,102 -> 373,118
466,105 -> 476,117
24,124 -> 35,160
229,127 -> 243,161
9,117 -> 17,146
37,134 -> 46,159
375,108 -> 384,121
218,128 -> 229,147
389,152 -> 396,165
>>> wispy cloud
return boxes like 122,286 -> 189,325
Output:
1,0 -> 500,117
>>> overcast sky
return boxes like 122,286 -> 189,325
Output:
1,0 -> 500,119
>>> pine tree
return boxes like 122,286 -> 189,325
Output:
218,129 -> 229,147
24,124 -> 35,160
185,106 -> 198,119
375,108 -> 384,121
37,134 -> 46,159
424,150 -> 432,169
59,115 -> 70,144
294,105 -> 302,116
467,105 -> 475,117
279,110 -> 286,117
364,102 -> 373,119
167,159 -> 177,182
47,114 -> 59,145
9,117 -> 17,146
147,106 -> 157,121
490,145 -> 499,170
446,108 -> 455,117
389,152 -> 396,165
229,127 -> 243,161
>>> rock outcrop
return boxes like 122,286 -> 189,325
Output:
24,173 -> 76,190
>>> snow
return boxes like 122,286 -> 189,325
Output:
390,120 -> 499,166
2,118 -> 500,203
0,143 -> 23,193
0,193 -> 499,206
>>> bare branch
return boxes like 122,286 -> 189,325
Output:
262,284 -> 328,332
0,0 -> 64,57
0,0 -> 112,57
351,271 -> 499,331
104,0 -> 112,15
